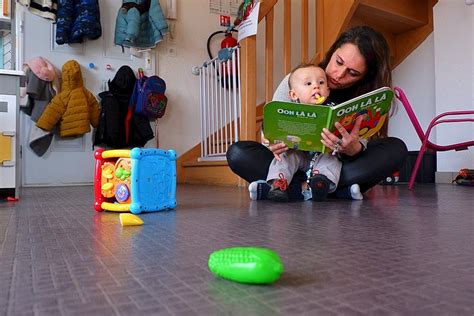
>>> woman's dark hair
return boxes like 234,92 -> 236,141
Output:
319,26 -> 392,137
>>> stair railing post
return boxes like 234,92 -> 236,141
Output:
239,35 -> 257,142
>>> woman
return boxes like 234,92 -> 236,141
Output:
226,26 -> 408,200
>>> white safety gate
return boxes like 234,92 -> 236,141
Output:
197,46 -> 241,161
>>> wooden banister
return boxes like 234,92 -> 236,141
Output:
283,0 -> 292,74
265,8 -> 274,103
240,0 -> 313,142
301,0 -> 309,63
239,37 -> 257,141
258,0 -> 278,21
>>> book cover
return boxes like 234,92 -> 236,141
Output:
263,87 -> 393,152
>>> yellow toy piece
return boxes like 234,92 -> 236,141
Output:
101,201 -> 130,212
102,149 -> 131,159
120,213 -> 144,226
101,182 -> 114,192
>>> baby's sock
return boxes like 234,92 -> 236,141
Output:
349,184 -> 363,200
334,184 -> 363,200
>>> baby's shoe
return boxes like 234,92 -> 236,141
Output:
267,173 -> 290,202
309,174 -> 331,201
248,180 -> 270,200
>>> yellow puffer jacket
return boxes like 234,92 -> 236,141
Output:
37,60 -> 100,137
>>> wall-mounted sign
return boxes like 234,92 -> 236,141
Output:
210,0 -> 241,16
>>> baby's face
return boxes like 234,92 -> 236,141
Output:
289,67 -> 330,104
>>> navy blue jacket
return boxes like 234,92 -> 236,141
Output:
56,0 -> 102,44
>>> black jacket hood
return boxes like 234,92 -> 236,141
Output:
107,65 -> 137,96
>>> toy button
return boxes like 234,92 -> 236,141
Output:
115,183 -> 130,203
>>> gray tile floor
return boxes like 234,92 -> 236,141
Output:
1,183 -> 473,315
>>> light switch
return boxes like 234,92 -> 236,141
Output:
145,50 -> 152,70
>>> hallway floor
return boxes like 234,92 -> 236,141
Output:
1,184 -> 473,315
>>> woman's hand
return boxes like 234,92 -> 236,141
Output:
321,115 -> 365,156
261,135 -> 288,161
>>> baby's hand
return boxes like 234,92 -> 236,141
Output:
262,137 -> 288,161
270,142 -> 288,161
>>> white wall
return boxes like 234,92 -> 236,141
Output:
155,0 -> 230,157
433,0 -> 473,171
391,34 -> 436,150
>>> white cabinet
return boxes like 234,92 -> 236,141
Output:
0,70 -> 22,197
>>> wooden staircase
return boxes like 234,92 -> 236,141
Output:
178,0 -> 438,186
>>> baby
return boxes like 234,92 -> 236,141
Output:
261,63 -> 362,202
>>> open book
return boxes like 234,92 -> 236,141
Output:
263,87 -> 393,152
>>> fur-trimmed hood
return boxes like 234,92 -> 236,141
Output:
24,56 -> 57,82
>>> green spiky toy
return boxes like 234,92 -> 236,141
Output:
208,247 -> 284,284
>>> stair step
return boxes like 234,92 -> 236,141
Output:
182,159 -> 228,168
180,159 -> 239,186
356,0 -> 427,34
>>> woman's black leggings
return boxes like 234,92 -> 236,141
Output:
226,137 -> 408,193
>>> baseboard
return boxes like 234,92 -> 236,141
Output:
435,172 -> 457,184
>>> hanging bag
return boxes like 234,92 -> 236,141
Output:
134,74 -> 168,120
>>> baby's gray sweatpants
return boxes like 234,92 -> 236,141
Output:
266,150 -> 342,192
